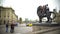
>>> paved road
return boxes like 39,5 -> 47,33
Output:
0,24 -> 33,34
0,23 -> 60,34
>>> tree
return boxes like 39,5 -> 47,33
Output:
53,9 -> 57,13
59,10 -> 60,13
19,17 -> 22,24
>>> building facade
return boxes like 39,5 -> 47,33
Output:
0,6 -> 18,24
53,9 -> 60,23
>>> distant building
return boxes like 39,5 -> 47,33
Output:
54,0 -> 60,11
53,10 -> 60,23
0,6 -> 18,24
24,18 -> 29,23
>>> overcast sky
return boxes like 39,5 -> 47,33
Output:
0,0 -> 60,21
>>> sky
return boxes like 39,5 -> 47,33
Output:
54,0 -> 60,10
0,0 -> 60,21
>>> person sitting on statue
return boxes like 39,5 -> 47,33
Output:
44,4 -> 49,14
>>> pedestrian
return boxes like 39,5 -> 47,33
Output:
10,23 -> 15,33
6,23 -> 9,32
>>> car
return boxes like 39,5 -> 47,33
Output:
26,23 -> 33,27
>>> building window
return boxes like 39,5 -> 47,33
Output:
4,20 -> 6,24
0,16 -> 1,18
8,16 -> 9,17
8,20 -> 9,23
0,11 -> 1,16
0,20 -> 2,25
4,16 -> 6,19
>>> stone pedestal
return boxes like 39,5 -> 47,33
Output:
32,22 -> 60,32
32,26 -> 52,32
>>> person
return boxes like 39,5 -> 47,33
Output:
6,23 -> 9,32
10,23 -> 15,33
44,4 -> 49,13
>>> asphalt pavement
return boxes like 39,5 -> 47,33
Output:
0,23 -> 60,34
0,24 -> 33,34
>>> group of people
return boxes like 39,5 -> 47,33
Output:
6,23 -> 15,33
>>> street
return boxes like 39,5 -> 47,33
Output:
0,23 -> 60,34
0,24 -> 33,34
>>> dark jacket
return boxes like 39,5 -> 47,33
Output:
11,24 -> 15,29
6,24 -> 9,27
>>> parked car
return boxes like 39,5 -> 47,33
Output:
26,23 -> 33,27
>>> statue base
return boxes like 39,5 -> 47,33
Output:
33,22 -> 60,26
